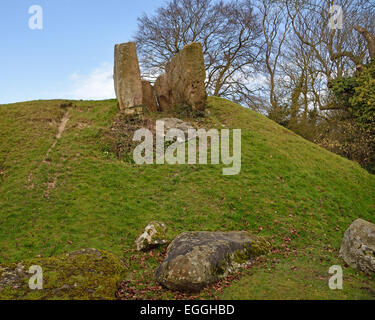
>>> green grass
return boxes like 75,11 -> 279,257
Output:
0,96 -> 374,299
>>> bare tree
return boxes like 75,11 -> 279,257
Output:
258,0 -> 291,119
278,0 -> 374,113
134,0 -> 263,107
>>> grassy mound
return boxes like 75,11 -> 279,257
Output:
0,96 -> 374,299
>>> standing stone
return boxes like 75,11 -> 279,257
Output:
141,80 -> 158,112
165,42 -> 207,112
113,42 -> 143,113
339,218 -> 375,275
154,74 -> 171,111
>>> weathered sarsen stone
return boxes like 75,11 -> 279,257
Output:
113,42 -> 143,112
339,218 -> 375,275
141,80 -> 158,112
155,42 -> 207,113
167,42 -> 207,112
155,231 -> 270,292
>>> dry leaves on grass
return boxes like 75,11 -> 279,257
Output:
116,248 -> 273,300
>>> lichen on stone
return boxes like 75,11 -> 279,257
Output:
156,231 -> 271,292
340,218 -> 375,275
135,221 -> 169,251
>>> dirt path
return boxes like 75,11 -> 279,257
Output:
27,109 -> 70,191
43,111 -> 70,162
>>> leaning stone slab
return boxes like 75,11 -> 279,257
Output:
135,221 -> 169,251
155,231 -> 270,292
165,42 -> 207,113
0,248 -> 126,300
339,218 -> 375,275
113,42 -> 143,112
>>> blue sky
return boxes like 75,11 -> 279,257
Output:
0,0 -> 165,104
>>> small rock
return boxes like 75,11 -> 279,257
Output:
135,221 -> 169,251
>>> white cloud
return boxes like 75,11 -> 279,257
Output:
68,63 -> 115,100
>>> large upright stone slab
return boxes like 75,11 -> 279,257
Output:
113,42 -> 143,113
166,42 -> 207,112
154,42 -> 207,113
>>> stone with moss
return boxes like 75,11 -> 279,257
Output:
339,218 -> 375,275
155,231 -> 270,292
135,221 -> 169,251
0,248 -> 127,300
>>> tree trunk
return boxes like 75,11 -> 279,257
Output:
354,26 -> 375,61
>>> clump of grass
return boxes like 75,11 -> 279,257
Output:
59,102 -> 76,109
174,103 -> 206,118
100,111 -> 154,163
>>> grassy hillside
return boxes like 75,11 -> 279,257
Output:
0,96 -> 374,299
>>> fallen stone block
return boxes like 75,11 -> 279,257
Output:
155,231 -> 270,292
